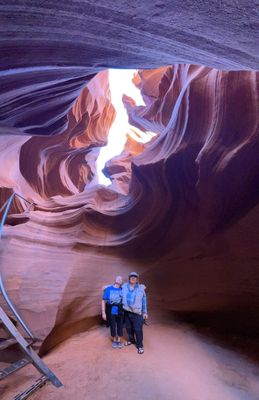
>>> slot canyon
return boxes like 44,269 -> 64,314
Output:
0,1 -> 259,399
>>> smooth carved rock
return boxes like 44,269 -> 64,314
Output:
0,2 -> 258,351
0,64 -> 258,352
0,1 -> 258,138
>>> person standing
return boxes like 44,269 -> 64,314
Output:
102,275 -> 124,349
122,272 -> 148,354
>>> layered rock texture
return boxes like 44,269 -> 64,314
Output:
0,1 -> 258,351
0,1 -> 258,136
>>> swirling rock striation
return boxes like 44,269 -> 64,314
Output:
0,1 -> 258,138
0,1 -> 258,351
0,64 -> 258,352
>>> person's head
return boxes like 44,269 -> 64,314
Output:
114,275 -> 123,286
129,272 -> 139,285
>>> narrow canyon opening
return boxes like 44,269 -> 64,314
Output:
0,2 -> 259,400
96,69 -> 157,186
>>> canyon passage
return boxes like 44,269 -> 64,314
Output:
0,1 -> 259,400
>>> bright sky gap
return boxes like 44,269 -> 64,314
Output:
96,69 -> 156,186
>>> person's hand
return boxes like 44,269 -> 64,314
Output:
102,312 -> 107,321
143,313 -> 148,320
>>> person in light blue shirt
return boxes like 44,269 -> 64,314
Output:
122,272 -> 148,354
102,276 -> 124,349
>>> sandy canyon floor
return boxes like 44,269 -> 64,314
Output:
1,320 -> 259,400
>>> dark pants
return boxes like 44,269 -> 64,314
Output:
124,311 -> 144,348
110,313 -> 123,337
109,304 -> 124,338
105,303 -> 111,328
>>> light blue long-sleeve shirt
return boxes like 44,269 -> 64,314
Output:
122,283 -> 147,315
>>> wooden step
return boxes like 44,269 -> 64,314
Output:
0,358 -> 30,380
0,338 -> 17,350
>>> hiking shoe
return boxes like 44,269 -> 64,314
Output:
112,341 -> 118,348
117,342 -> 124,349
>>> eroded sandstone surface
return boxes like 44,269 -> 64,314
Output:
0,64 -> 258,352
0,2 -> 258,353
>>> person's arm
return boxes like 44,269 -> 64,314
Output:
142,291 -> 148,319
101,299 -> 107,320
102,287 -> 109,320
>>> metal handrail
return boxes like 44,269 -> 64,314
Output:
0,192 -> 36,340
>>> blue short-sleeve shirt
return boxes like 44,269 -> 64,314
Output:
103,285 -> 122,305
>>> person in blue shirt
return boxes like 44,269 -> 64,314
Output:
122,272 -> 148,355
102,275 -> 124,349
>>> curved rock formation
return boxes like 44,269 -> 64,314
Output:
0,1 -> 258,139
0,63 -> 258,352
1,1 -> 258,72
19,70 -> 115,199
0,2 -> 258,352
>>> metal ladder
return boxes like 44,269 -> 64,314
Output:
0,192 -> 62,399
